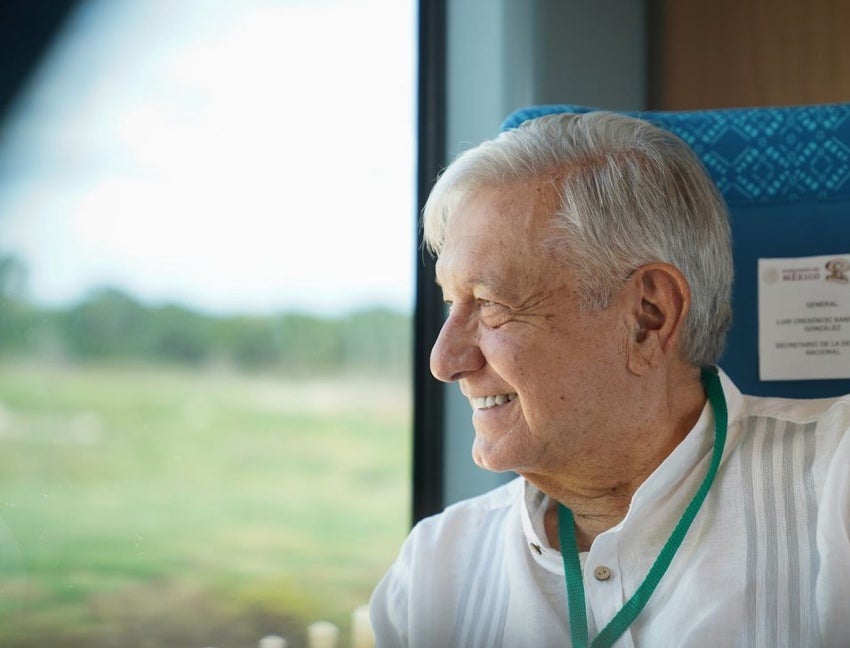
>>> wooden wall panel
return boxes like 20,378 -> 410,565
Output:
656,0 -> 850,109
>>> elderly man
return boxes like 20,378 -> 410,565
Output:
370,112 -> 850,647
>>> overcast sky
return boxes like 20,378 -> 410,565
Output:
0,0 -> 416,316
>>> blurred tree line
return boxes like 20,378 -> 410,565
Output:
0,254 -> 411,374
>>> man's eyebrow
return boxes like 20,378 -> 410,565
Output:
436,275 -> 522,303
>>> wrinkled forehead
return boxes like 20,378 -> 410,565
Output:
439,180 -> 562,247
434,182 -> 566,288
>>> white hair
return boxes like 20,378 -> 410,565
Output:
423,111 -> 733,367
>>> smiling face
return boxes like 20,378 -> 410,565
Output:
430,181 -> 636,477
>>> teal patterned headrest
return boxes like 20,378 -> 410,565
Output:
502,103 -> 850,205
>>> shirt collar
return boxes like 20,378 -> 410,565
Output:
520,479 -> 565,573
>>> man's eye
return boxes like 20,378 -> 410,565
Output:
478,300 -> 511,326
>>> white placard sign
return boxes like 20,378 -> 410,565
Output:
758,253 -> 850,381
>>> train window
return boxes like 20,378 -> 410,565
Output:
0,0 -> 414,645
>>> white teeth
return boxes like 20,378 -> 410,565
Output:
472,393 -> 516,410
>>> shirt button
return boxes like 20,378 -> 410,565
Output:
594,566 -> 612,581
530,543 -> 543,555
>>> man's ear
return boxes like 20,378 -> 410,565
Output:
625,263 -> 691,375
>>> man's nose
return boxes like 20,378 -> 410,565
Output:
429,307 -> 485,383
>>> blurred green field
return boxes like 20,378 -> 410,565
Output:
0,360 -> 411,648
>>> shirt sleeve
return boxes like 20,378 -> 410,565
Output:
369,529 -> 415,648
367,481 -> 518,647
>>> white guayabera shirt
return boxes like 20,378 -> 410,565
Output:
370,371 -> 850,648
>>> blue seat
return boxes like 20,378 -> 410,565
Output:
503,104 -> 850,398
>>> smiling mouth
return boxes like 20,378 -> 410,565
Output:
471,393 -> 517,410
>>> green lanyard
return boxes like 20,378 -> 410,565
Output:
558,367 -> 728,648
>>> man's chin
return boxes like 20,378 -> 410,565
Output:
471,441 -> 517,474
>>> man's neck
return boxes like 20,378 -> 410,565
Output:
533,372 -> 708,552
538,472 -> 653,552
541,491 -> 632,553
